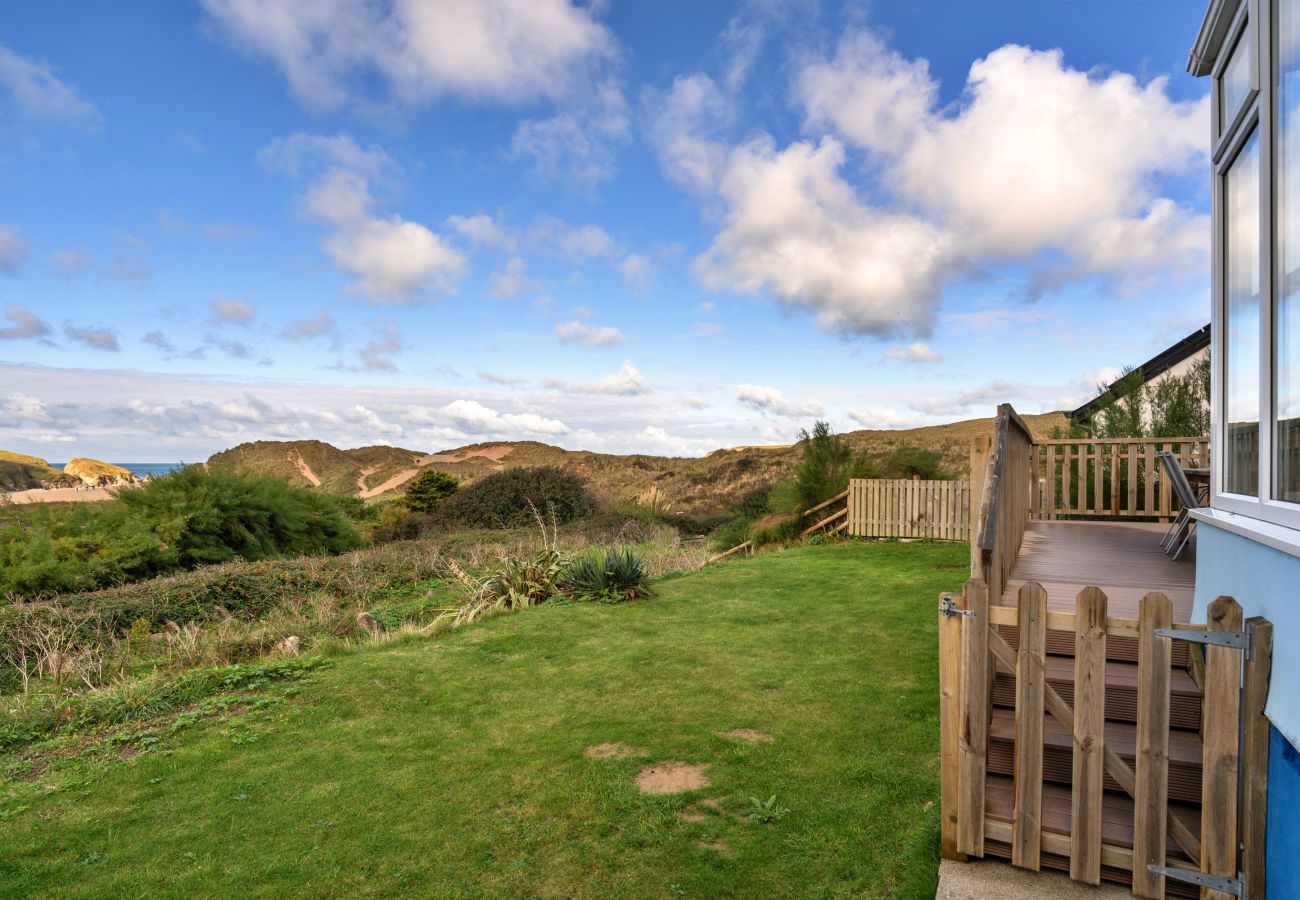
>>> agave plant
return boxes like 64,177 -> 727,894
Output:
560,548 -> 654,604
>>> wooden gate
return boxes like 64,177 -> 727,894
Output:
939,579 -> 1273,898
846,478 -> 970,540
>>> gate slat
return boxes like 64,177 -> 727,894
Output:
958,579 -> 989,856
938,589 -> 966,860
1013,582 -> 1046,870
1242,618 -> 1273,900
1132,592 -> 1172,899
1071,587 -> 1107,884
1202,596 -> 1243,900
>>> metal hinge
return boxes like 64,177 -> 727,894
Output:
1155,624 -> 1254,659
1147,865 -> 1244,898
939,596 -> 974,617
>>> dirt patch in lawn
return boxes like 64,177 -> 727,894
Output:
720,728 -> 772,743
635,761 -> 710,794
584,742 -> 646,759
697,839 -> 731,854
677,808 -> 709,823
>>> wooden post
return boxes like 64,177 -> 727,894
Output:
939,591 -> 967,861
959,578 -> 989,857
1012,582 -> 1046,871
1241,618 -> 1273,900
1202,596 -> 1243,900
1071,587 -> 1107,885
1133,592 -> 1172,899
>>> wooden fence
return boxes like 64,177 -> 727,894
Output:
939,579 -> 1273,897
970,404 -> 1036,604
1030,437 -> 1208,521
845,478 -> 970,540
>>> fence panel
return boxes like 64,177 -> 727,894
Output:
847,478 -> 969,540
1031,437 -> 1208,521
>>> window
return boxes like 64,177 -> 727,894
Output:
1225,131 -> 1261,496
1278,0 -> 1300,501
1223,27 -> 1253,128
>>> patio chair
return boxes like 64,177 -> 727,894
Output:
1158,450 -> 1207,559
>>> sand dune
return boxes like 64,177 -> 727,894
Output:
6,486 -> 120,504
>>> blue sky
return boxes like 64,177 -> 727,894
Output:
0,0 -> 1211,461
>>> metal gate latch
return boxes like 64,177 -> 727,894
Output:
939,597 -> 974,617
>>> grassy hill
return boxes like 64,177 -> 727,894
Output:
0,451 -> 77,492
203,412 -> 1069,515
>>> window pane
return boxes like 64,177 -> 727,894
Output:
1278,1 -> 1300,502
1221,28 -> 1252,127
1225,131 -> 1260,496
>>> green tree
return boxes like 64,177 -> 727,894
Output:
403,469 -> 460,513
1092,367 -> 1147,438
792,421 -> 858,510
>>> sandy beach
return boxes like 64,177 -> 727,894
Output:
5,486 -> 122,504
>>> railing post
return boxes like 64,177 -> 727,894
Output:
939,590 -> 968,861
1070,587 -> 1107,885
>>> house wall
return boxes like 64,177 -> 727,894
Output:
1194,521 -> 1300,897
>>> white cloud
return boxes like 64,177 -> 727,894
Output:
489,257 -> 535,299
543,360 -> 646,395
883,342 -> 942,364
555,320 -> 624,346
695,136 -> 951,335
210,298 -> 255,325
64,324 -> 120,352
0,43 -> 97,122
736,383 -> 823,418
446,213 -> 517,252
511,81 -> 630,189
0,304 -> 50,340
440,398 -> 568,435
142,330 -> 176,353
908,379 -> 1019,416
280,312 -> 336,340
263,132 -> 467,302
645,74 -> 732,194
0,226 -> 28,274
356,317 -> 402,371
478,370 -> 522,385
323,216 -> 466,299
530,216 -> 618,261
50,248 -> 93,275
202,0 -> 614,109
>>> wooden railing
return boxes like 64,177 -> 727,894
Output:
970,404 -> 1035,603
845,477 -> 970,540
939,580 -> 1273,896
1030,437 -> 1208,521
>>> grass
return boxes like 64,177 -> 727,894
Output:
0,540 -> 966,898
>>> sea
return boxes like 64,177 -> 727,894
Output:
50,462 -> 187,479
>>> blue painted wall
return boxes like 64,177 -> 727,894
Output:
1195,522 -> 1300,897
1268,727 -> 1300,899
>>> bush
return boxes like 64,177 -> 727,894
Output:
883,447 -> 950,480
441,467 -> 594,528
403,469 -> 460,513
561,549 -> 654,603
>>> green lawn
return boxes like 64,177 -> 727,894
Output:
0,541 -> 966,898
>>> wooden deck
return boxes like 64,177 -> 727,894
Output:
998,520 -> 1195,621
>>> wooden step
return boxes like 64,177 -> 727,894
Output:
996,623 -> 1190,667
983,775 -> 1200,896
987,708 -> 1202,803
992,656 -> 1202,731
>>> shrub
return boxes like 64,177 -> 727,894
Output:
118,467 -> 362,568
403,469 -> 460,513
440,549 -> 567,627
792,421 -> 859,511
883,447 -> 950,480
561,549 -> 654,603
748,513 -> 801,547
441,467 -> 594,528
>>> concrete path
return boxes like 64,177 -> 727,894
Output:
937,859 -> 1132,899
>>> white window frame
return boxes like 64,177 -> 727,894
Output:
1211,0 -> 1300,530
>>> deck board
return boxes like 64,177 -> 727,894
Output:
1000,521 -> 1195,621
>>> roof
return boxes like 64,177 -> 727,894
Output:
1069,325 -> 1210,424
